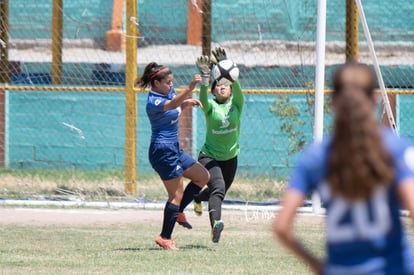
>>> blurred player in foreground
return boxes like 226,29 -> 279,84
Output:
136,62 -> 210,251
178,48 -> 244,243
273,62 -> 414,274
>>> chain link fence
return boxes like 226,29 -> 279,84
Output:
1,0 -> 413,201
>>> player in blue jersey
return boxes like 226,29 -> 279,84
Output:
273,62 -> 414,274
136,62 -> 210,251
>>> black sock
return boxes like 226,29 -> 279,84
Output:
179,182 -> 201,212
195,187 -> 210,202
209,196 -> 222,227
160,201 -> 179,239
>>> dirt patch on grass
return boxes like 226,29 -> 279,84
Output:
0,207 -> 324,227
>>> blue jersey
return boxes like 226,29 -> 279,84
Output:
146,88 -> 181,143
289,128 -> 414,274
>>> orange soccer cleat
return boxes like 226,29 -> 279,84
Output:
155,235 -> 179,251
176,212 -> 192,229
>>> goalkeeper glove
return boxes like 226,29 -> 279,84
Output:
196,55 -> 211,85
211,47 -> 227,65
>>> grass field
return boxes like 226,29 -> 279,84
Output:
0,208 -> 325,274
2,169 -> 414,274
0,168 -> 317,274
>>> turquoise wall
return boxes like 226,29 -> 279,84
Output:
212,0 -> 414,42
11,89 -> 401,179
9,0 -> 187,44
6,0 -> 414,177
10,0 -> 112,41
9,0 -> 414,43
8,90 -> 320,178
138,0 -> 188,44
8,92 -> 154,174
7,63 -> 414,177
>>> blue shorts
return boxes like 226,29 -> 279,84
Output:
149,142 -> 196,180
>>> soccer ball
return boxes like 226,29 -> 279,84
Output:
212,59 -> 239,85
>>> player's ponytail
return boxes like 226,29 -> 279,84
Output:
135,62 -> 171,88
327,63 -> 394,201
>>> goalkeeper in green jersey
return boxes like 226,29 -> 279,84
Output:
177,48 -> 244,243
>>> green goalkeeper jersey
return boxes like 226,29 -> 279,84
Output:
199,80 -> 244,161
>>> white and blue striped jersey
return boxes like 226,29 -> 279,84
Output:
289,128 -> 414,275
146,87 -> 181,143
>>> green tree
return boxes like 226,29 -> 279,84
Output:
269,89 -> 332,167
269,95 -> 306,158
